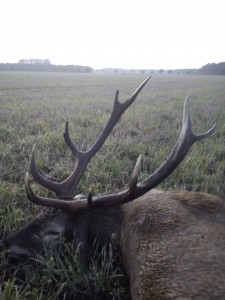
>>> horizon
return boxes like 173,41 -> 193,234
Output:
1,0 -> 224,70
0,60 -> 222,71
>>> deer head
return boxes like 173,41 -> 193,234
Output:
0,77 -> 216,264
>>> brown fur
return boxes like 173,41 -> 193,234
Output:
120,190 -> 225,299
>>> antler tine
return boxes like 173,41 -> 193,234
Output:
86,76 -> 151,158
28,77 -> 151,198
63,121 -> 83,157
135,94 -> 216,194
29,144 -> 63,195
182,94 -> 216,141
129,155 -> 142,194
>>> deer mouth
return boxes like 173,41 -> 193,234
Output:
5,246 -> 35,264
7,252 -> 28,264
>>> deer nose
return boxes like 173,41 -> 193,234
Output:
7,252 -> 26,264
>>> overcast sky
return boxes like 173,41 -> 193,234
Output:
1,0 -> 224,70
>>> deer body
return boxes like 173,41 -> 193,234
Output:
2,189 -> 225,299
1,77 -> 222,299
121,190 -> 225,299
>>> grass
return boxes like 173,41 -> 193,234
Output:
0,72 -> 225,299
0,242 -> 128,299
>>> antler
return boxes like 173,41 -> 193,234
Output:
25,83 -> 216,212
28,76 -> 151,198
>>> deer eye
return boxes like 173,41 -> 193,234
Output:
42,223 -> 65,237
45,230 -> 61,236
42,230 -> 64,246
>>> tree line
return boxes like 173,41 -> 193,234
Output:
0,60 -> 224,75
0,61 -> 93,73
198,62 -> 225,75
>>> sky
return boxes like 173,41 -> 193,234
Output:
1,0 -> 224,70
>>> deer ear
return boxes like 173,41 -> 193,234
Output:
73,220 -> 89,267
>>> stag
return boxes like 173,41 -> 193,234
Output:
1,77 -> 224,299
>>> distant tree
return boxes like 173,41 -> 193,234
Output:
44,59 -> 51,64
18,59 -> 26,64
199,62 -> 225,75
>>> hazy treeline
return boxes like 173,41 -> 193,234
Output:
0,61 -> 224,75
0,62 -> 93,73
95,62 -> 225,76
171,62 -> 225,76
198,62 -> 225,75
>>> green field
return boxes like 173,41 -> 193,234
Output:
0,72 -> 225,299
